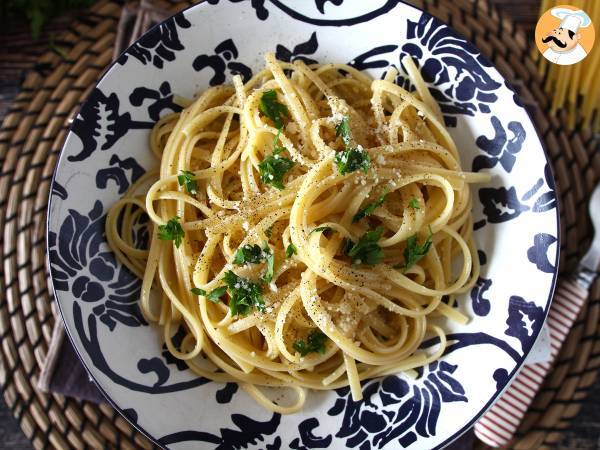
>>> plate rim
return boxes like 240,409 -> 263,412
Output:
45,1 -> 561,448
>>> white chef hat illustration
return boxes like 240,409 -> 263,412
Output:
550,8 -> 592,33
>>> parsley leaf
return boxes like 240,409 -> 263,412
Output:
403,226 -> 433,271
335,116 -> 352,147
207,286 -> 227,303
293,330 -> 328,356
272,128 -> 286,154
233,244 -> 266,265
222,271 -> 265,316
232,243 -> 275,283
158,217 -> 185,248
352,188 -> 389,223
408,197 -> 421,210
177,170 -> 198,195
310,226 -> 334,234
259,90 -> 289,128
259,153 -> 294,190
285,243 -> 297,258
346,227 -> 384,266
191,286 -> 227,304
335,148 -> 370,175
334,116 -> 370,175
262,251 -> 275,283
341,238 -> 354,255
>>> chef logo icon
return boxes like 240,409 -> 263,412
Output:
535,5 -> 595,65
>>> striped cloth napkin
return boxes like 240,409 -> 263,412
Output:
475,279 -> 589,446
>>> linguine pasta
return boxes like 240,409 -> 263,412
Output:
106,53 -> 490,414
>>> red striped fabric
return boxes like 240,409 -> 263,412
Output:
474,279 -> 587,447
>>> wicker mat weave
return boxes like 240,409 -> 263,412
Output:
0,1 -> 598,449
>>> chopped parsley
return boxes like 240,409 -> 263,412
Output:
157,217 -> 184,248
191,287 -> 205,296
262,251 -> 275,283
259,154 -> 294,190
222,270 -> 265,316
335,148 -> 371,175
335,116 -> 352,147
285,243 -> 297,258
334,116 -> 371,175
232,243 -> 275,283
403,226 -> 433,271
346,227 -> 385,266
341,237 -> 354,255
352,188 -> 389,223
177,170 -> 198,195
190,287 -> 226,303
272,128 -> 286,154
408,197 -> 421,210
310,226 -> 334,234
259,132 -> 294,190
259,90 -> 289,128
233,244 -> 267,265
293,330 -> 328,356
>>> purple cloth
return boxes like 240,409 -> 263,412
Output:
48,338 -> 104,403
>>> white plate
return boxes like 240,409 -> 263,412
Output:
47,1 -> 559,448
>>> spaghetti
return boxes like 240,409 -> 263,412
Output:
106,53 -> 490,414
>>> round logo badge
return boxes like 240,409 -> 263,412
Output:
535,5 -> 595,65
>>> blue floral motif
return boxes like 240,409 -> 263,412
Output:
96,154 -> 146,195
504,79 -> 524,107
193,39 -> 253,85
216,383 -> 239,404
290,418 -> 332,450
492,368 -> 509,390
470,277 -> 492,316
479,186 -> 529,223
527,233 -> 558,274
69,88 -> 154,162
72,302 -> 209,393
479,163 -> 557,224
137,357 -> 170,387
217,0 -> 399,25
327,362 -> 466,449
48,201 -> 146,331
122,408 -> 139,424
70,82 -> 182,163
395,14 -> 501,126
315,0 -> 343,13
505,296 -> 545,352
117,12 -> 192,68
470,250 -> 491,316
52,180 -> 68,200
129,81 -> 183,121
472,116 -> 526,173
206,0 -> 269,20
276,32 -> 319,65
349,45 -> 398,71
158,413 -> 281,447
161,325 -> 189,371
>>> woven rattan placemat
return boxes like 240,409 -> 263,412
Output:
0,0 -> 598,449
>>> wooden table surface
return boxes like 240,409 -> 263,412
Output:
0,1 -> 599,449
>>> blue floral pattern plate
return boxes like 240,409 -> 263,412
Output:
47,1 -> 559,449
